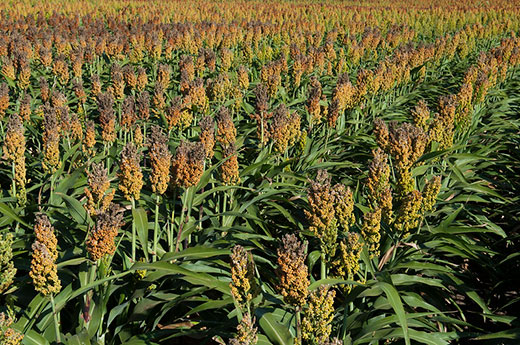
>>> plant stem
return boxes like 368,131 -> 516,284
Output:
340,297 -> 349,340
50,294 -> 61,343
153,194 -> 160,261
321,252 -> 327,280
11,162 -> 16,199
169,188 -> 177,252
131,197 -> 136,262
105,143 -> 110,170
222,191 -> 228,226
324,126 -> 330,154
49,174 -> 55,206
197,186 -> 205,243
296,307 -> 302,344
260,111 -> 264,148
175,188 -> 189,252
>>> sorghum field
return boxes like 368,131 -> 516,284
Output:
1,0 -> 520,344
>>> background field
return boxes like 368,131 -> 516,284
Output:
0,0 -> 520,344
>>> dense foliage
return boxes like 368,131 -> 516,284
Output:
0,0 -> 520,344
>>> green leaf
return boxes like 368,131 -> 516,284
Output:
473,328 -> 520,340
133,207 -> 149,261
184,297 -> 233,317
55,169 -> 83,194
57,271 -> 132,309
258,312 -> 294,345
12,325 -> 50,345
375,282 -> 410,345
161,246 -> 229,262
0,202 -> 28,227
123,336 -> 159,345
309,278 -> 361,291
55,192 -> 87,225
65,331 -> 91,345
131,261 -> 231,294
257,334 -> 274,345
57,257 -> 87,269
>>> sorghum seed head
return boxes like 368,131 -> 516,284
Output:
86,203 -> 125,261
118,142 -> 143,201
361,208 -> 382,258
302,285 -> 336,344
171,140 -> 205,188
148,125 -> 172,195
0,233 -> 17,294
229,313 -> 258,345
30,215 -> 61,296
216,106 -> 236,147
199,115 -> 215,158
276,233 -> 309,307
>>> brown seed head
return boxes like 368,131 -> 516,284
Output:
137,91 -> 150,121
86,204 -> 125,261
387,122 -> 428,195
216,107 -> 236,147
123,65 -> 137,90
83,120 -> 96,156
148,125 -> 172,195
307,76 -> 322,124
373,118 -> 389,150
30,215 -> 60,296
85,162 -> 114,215
136,67 -> 148,92
255,83 -> 269,115
42,105 -> 61,173
19,92 -> 31,122
411,100 -> 430,131
199,115 -> 215,158
121,96 -> 136,129
221,144 -> 240,185
111,63 -> 125,100
0,83 -> 11,118
91,74 -> 102,97
156,63 -> 171,89
237,65 -> 249,90
118,142 -> 143,201
3,113 -> 25,162
304,170 -> 338,258
276,233 -> 309,307
366,148 -> 393,222
171,141 -> 205,188
152,84 -> 166,114
98,92 -> 116,143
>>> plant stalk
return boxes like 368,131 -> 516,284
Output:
169,187 -> 178,252
50,294 -> 61,343
175,188 -> 189,252
321,252 -> 327,280
296,307 -> 302,344
153,194 -> 160,261
131,197 -> 136,262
